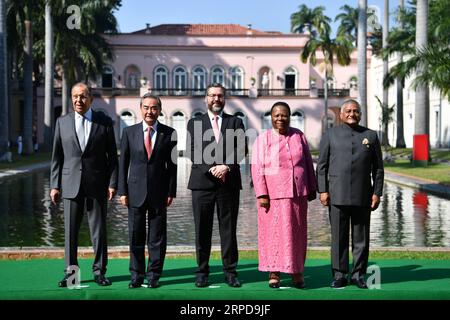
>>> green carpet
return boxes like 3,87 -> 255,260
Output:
0,258 -> 449,300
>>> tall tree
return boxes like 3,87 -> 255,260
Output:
414,0 -> 429,160
0,0 -> 8,159
290,4 -> 331,36
44,0 -> 53,151
358,0 -> 368,126
382,0 -> 390,146
300,30 -> 353,134
22,1 -> 33,154
396,0 -> 406,148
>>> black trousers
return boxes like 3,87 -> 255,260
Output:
192,187 -> 240,277
128,198 -> 167,281
64,189 -> 107,276
329,205 -> 371,280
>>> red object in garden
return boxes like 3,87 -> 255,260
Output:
413,134 -> 429,163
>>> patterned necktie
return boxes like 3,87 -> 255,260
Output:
76,116 -> 86,151
145,127 -> 153,160
212,115 -> 220,143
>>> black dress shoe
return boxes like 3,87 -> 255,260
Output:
148,278 -> 160,288
195,276 -> 209,288
351,278 -> 368,289
94,274 -> 112,286
293,280 -> 306,289
225,276 -> 241,288
128,279 -> 143,289
331,278 -> 348,289
58,274 -> 70,288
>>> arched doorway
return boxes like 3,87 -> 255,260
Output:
172,111 -> 186,152
120,110 -> 136,138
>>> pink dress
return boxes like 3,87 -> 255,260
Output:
251,128 -> 316,274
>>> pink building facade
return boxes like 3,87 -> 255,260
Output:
33,24 -> 366,150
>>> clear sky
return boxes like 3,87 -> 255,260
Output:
114,0 -> 402,34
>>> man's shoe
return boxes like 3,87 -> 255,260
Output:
225,275 -> 241,288
351,278 -> 368,289
128,279 -> 143,289
58,274 -> 70,288
292,273 -> 306,289
94,274 -> 112,286
330,278 -> 348,289
148,278 -> 160,288
195,276 -> 209,288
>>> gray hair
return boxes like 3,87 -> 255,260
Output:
206,83 -> 226,96
140,92 -> 162,109
71,82 -> 92,96
340,99 -> 361,112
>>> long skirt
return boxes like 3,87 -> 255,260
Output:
257,195 -> 308,274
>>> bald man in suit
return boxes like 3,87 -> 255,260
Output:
317,99 -> 384,289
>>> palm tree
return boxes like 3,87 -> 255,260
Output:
49,0 -> 121,114
382,0 -> 390,146
43,0 -> 54,151
396,0 -> 406,148
358,0 -> 368,126
0,0 -> 9,160
290,4 -> 331,36
300,30 -> 353,133
22,1 -> 33,155
414,0 -> 429,161
335,5 -> 360,45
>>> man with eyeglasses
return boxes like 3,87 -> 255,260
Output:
50,82 -> 118,288
317,99 -> 384,289
186,83 -> 247,288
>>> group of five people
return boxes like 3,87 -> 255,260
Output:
50,82 -> 383,290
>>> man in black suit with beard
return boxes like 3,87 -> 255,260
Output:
317,99 -> 384,289
187,83 -> 247,288
118,93 -> 177,289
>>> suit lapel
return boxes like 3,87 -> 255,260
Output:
220,113 -> 230,141
135,122 -> 146,162
150,125 -> 165,161
84,110 -> 98,153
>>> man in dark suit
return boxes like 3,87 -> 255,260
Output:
50,82 -> 118,287
118,93 -> 177,289
187,83 -> 247,288
317,99 -> 384,289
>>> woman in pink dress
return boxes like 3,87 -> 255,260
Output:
251,101 -> 317,289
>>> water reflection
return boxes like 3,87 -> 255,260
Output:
0,158 -> 449,248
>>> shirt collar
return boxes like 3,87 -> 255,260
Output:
143,120 -> 158,132
75,108 -> 92,121
207,110 -> 223,120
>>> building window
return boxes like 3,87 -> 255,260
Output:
173,66 -> 187,95
102,66 -> 114,88
192,66 -> 207,95
154,66 -> 168,94
291,111 -> 305,132
211,66 -> 225,86
230,66 -> 244,95
120,110 -> 136,138
158,112 -> 166,124
172,111 -> 186,151
124,65 -> 141,89
262,111 -> 272,130
192,110 -> 204,118
284,66 -> 297,95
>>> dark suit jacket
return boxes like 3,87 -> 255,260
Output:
186,112 -> 247,190
118,122 -> 177,208
50,110 -> 118,201
316,124 -> 384,207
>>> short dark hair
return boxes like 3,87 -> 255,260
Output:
271,101 -> 291,116
206,83 -> 226,96
72,82 -> 92,96
140,92 -> 162,109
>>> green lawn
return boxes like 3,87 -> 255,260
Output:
384,147 -> 450,162
384,160 -> 450,185
0,149 -> 51,171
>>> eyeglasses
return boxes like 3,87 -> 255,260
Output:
207,94 -> 224,99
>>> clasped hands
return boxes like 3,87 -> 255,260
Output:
209,165 -> 229,180
119,195 -> 173,207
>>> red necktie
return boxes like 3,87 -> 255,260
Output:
145,127 -> 153,160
